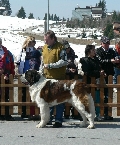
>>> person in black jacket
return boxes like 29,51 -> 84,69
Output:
96,36 -> 120,120
80,45 -> 106,121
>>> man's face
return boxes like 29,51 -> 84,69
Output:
44,34 -> 54,46
101,41 -> 110,50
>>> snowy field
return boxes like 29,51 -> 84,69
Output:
0,15 -> 115,64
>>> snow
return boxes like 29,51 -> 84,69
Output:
0,15 -> 115,63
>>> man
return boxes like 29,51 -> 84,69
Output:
96,36 -> 119,120
0,38 -> 15,121
41,30 -> 67,128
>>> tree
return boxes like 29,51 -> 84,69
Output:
0,0 -> 12,15
43,13 -> 47,20
28,13 -> 34,19
17,7 -> 26,19
104,23 -> 114,39
98,0 -> 107,18
112,11 -> 118,21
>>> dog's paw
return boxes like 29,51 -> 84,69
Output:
36,122 -> 45,128
87,125 -> 95,129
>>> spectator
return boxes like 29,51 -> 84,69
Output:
61,40 -> 82,119
61,40 -> 78,79
80,45 -> 105,121
96,36 -> 119,120
16,36 -> 41,120
113,38 -> 120,92
40,30 -> 67,128
0,38 -> 15,121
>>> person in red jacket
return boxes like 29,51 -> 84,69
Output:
0,38 -> 15,121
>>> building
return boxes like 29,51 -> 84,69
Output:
72,6 -> 103,21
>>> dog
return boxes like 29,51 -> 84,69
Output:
21,69 -> 95,129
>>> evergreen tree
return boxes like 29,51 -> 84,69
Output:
43,13 -> 47,20
17,6 -> 26,19
28,13 -> 34,19
51,14 -> 53,20
0,0 -> 12,15
104,23 -> 114,39
112,11 -> 118,21
98,0 -> 107,18
53,14 -> 57,21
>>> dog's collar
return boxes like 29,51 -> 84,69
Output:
22,81 -> 30,85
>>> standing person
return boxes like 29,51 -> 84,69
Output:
0,38 -> 15,121
80,45 -> 106,121
61,40 -> 78,79
113,38 -> 120,92
16,36 -> 41,120
41,30 -> 67,128
96,36 -> 119,120
61,40 -> 81,120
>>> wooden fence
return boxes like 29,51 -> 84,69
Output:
0,74 -> 120,117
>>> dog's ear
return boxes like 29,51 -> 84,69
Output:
34,71 -> 40,83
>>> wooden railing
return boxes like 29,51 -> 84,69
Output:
0,74 -> 120,117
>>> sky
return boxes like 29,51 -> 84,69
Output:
9,0 -> 120,19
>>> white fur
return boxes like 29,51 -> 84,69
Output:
27,76 -> 95,129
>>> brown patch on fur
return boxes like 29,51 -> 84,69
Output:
40,80 -> 72,103
73,81 -> 90,113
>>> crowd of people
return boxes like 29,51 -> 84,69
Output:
0,30 -> 120,127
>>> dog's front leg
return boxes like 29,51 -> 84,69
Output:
36,104 -> 50,128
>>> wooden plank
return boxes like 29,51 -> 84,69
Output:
64,103 -> 71,117
35,105 -> 40,115
99,75 -> 105,116
91,77 -> 96,101
1,75 -> 5,115
18,77 -> 22,115
117,76 -> 120,115
26,87 -> 30,115
9,75 -> 14,115
108,75 -> 113,116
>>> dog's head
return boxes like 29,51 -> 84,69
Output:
21,69 -> 41,86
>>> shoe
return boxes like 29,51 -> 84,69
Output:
104,115 -> 113,120
28,115 -> 40,120
5,115 -> 15,121
0,115 -> 5,120
113,88 -> 117,93
94,116 -> 104,122
47,121 -> 52,125
53,122 -> 62,128
21,114 -> 29,118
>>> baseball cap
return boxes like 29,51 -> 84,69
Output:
101,36 -> 110,44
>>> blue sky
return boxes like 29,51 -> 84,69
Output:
9,0 -> 120,19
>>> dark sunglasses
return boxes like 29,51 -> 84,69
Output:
103,42 -> 110,44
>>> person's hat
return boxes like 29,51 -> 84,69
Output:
101,36 -> 110,43
62,40 -> 70,49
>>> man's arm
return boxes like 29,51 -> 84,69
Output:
44,49 -> 67,69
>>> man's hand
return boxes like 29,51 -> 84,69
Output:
44,64 -> 49,69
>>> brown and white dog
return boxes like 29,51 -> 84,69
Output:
21,69 -> 95,129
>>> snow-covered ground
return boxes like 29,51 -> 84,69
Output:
0,15 -> 115,63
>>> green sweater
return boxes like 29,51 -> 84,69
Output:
42,41 -> 66,79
